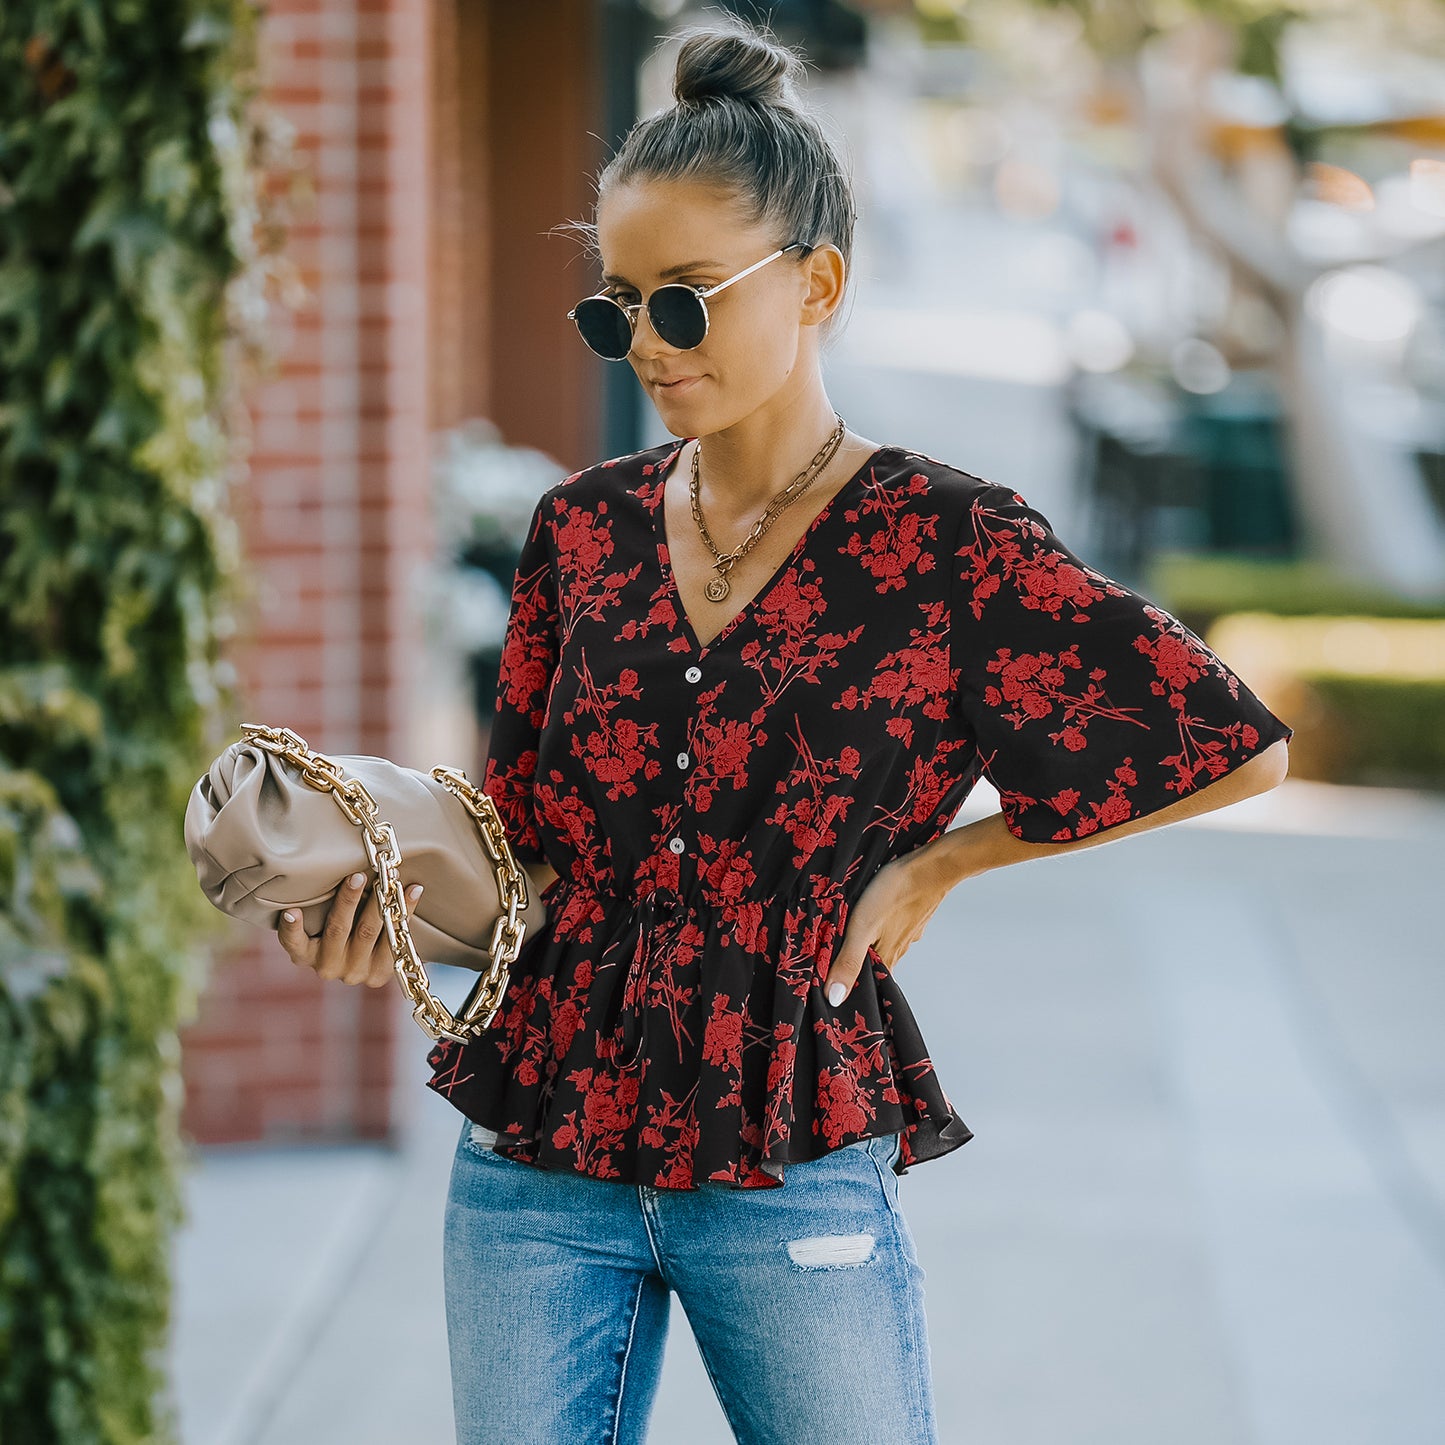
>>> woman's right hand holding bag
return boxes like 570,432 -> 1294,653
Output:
277,873 -> 426,989
276,856 -> 556,991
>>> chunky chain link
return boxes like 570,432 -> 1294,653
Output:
689,412 -> 847,582
239,722 -> 531,1044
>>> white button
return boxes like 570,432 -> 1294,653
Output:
685,665 -> 702,682
676,751 -> 689,768
668,837 -> 685,854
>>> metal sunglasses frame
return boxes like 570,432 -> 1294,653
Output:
566,240 -> 814,360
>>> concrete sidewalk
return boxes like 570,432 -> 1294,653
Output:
167,775 -> 1445,1445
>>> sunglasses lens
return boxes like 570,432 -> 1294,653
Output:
649,286 -> 707,350
573,298 -> 632,360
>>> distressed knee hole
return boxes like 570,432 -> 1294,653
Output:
785,1231 -> 877,1269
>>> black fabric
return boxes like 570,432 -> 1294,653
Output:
426,440 -> 1293,1189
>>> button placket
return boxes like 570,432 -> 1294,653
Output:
670,661 -> 702,861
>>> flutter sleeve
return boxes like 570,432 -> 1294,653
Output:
480,489 -> 562,865
948,486 -> 1294,844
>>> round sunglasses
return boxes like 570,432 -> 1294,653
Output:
566,241 -> 814,361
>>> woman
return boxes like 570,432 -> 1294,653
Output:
278,15 -> 1293,1445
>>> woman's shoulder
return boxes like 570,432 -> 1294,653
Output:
541,439 -> 1042,530
531,441 -> 679,535
550,440 -> 678,499
871,444 -> 1041,526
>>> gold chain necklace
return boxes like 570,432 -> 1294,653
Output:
689,413 -> 848,603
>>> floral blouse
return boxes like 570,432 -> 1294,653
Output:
425,438 -> 1294,1189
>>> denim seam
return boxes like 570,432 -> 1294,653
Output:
867,1136 -> 936,1442
634,1187 -> 671,1283
687,1322 -> 750,1443
637,1189 -> 742,1434
609,1272 -> 649,1445
867,1132 -> 906,1222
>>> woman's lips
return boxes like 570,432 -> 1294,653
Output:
655,376 -> 702,394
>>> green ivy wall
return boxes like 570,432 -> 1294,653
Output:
0,3 -> 271,1439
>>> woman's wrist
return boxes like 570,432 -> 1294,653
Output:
911,814 -> 1028,894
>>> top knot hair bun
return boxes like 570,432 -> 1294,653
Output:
580,11 -> 858,350
672,19 -> 805,110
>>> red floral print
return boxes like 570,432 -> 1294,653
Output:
426,440 -> 1293,1188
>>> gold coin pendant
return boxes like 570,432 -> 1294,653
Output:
704,574 -> 730,602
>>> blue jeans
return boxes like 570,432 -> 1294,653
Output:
443,1116 -> 938,1445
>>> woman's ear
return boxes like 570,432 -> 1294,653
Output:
800,243 -> 846,327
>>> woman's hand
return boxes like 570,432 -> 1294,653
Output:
277,871 -> 425,989
823,849 -> 950,1006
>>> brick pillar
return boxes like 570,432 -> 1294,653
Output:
180,0 -> 434,1145
181,1 -> 608,1145
485,0 -> 602,471
429,0 -> 492,431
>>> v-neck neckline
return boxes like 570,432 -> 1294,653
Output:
652,438 -> 891,655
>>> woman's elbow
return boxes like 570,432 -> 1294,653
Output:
1245,736 -> 1291,793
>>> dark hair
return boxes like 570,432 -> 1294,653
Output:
567,12 -> 858,348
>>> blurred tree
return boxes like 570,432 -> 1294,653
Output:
0,2 -> 294,1439
901,0 -> 1445,596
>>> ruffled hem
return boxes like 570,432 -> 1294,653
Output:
424,874 -> 974,1190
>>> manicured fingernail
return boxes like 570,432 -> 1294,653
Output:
827,982 -> 846,1006
349,872 -> 365,888
409,885 -> 423,901
282,911 -> 295,924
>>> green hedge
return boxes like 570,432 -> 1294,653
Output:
1287,674 -> 1445,790
0,3 -> 283,1440
1147,551 -> 1445,635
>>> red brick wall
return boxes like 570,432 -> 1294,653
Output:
180,0 -> 435,1145
429,0 -> 492,431
181,0 -> 606,1145
484,1 -> 602,470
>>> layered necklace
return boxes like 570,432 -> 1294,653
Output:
689,412 -> 848,603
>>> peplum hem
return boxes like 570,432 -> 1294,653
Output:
425,871 -> 974,1190
428,439 -> 1296,1190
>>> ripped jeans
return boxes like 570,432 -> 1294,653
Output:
443,1116 -> 938,1445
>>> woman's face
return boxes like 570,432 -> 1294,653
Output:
593,178 -> 838,435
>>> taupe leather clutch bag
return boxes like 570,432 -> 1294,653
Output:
183,722 -> 547,1042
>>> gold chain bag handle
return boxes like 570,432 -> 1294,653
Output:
239,722 -> 531,1044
